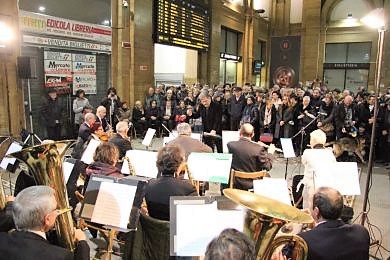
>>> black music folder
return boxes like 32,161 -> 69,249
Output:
79,175 -> 147,230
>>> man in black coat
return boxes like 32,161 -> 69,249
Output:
334,95 -> 357,139
188,92 -> 223,152
109,121 -> 133,159
228,87 -> 246,131
298,187 -> 369,260
41,89 -> 63,140
0,186 -> 90,260
227,123 -> 274,190
77,112 -> 96,142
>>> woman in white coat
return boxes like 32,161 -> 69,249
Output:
300,129 -> 336,210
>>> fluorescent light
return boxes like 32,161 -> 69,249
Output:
102,19 -> 110,26
0,21 -> 13,44
38,6 -> 46,12
361,8 -> 385,29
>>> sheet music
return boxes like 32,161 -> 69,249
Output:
142,128 -> 156,146
280,138 -> 295,158
187,153 -> 232,183
175,201 -> 243,256
222,131 -> 239,153
62,161 -> 75,184
314,162 -> 360,195
91,182 -> 137,229
253,178 -> 292,205
121,150 -> 158,178
81,138 -> 101,164
0,142 -> 23,170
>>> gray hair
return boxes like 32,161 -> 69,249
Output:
12,186 -> 56,231
303,96 -> 311,102
198,92 -> 211,100
116,121 -> 129,133
84,112 -> 95,122
310,129 -> 327,146
176,123 -> 192,136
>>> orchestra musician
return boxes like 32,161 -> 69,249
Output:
0,186 -> 90,260
144,146 -> 198,221
109,121 -> 133,160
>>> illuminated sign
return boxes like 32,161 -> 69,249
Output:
220,52 -> 242,62
154,0 -> 210,51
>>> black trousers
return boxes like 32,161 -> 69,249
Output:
203,135 -> 222,153
47,124 -> 61,140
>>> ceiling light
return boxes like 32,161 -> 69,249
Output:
361,8 -> 385,30
347,13 -> 353,19
38,6 -> 46,12
102,20 -> 110,26
0,21 -> 13,45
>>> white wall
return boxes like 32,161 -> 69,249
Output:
154,44 -> 186,73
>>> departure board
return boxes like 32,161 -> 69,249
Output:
154,0 -> 210,51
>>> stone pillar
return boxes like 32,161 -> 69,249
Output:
300,0 -> 321,84
111,0 -> 154,107
0,0 -> 24,136
271,0 -> 290,36
242,0 -> 254,84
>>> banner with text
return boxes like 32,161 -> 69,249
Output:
44,51 -> 73,94
20,11 -> 111,43
72,53 -> 97,94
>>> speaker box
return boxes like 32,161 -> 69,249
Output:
17,56 -> 37,79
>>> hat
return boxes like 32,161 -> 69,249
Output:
233,86 -> 242,92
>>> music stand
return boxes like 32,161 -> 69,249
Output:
23,78 -> 42,146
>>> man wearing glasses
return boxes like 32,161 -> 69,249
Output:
0,186 -> 90,260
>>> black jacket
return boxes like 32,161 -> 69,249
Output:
41,97 -> 62,127
109,133 -> 132,159
0,231 -> 90,260
145,176 -> 197,221
228,95 -> 246,120
192,101 -> 223,134
298,220 -> 369,260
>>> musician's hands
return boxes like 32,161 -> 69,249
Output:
342,127 -> 346,133
210,130 -> 216,136
267,143 -> 276,154
74,228 -> 86,242
317,122 -> 323,127
280,121 -> 285,126
298,115 -> 304,119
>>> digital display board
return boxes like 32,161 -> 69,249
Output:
154,0 -> 210,51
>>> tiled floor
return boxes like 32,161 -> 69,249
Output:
1,138 -> 389,259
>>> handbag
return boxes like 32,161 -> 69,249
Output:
259,133 -> 273,143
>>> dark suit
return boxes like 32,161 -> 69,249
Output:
109,133 -> 132,159
192,101 -> 223,152
96,115 -> 109,131
334,103 -> 357,139
77,122 -> 91,142
167,135 -> 212,158
145,176 -> 198,221
0,231 -> 90,260
298,220 -> 369,260
227,138 -> 272,190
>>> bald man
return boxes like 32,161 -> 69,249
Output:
227,123 -> 274,190
109,121 -> 133,159
298,187 -> 369,260
334,95 -> 357,139
96,106 -> 110,131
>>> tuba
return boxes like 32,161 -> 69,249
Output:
0,137 -> 15,210
223,188 -> 313,260
9,140 -> 76,251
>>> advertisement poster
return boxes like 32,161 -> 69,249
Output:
270,36 -> 301,88
72,54 -> 97,94
44,51 -> 73,94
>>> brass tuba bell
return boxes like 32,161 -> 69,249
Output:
223,188 -> 313,260
9,140 -> 76,251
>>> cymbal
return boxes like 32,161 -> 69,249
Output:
223,188 -> 313,224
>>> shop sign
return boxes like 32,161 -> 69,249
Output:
72,53 -> 96,95
323,63 -> 370,69
220,52 -> 242,62
20,11 -> 111,43
23,35 -> 111,52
